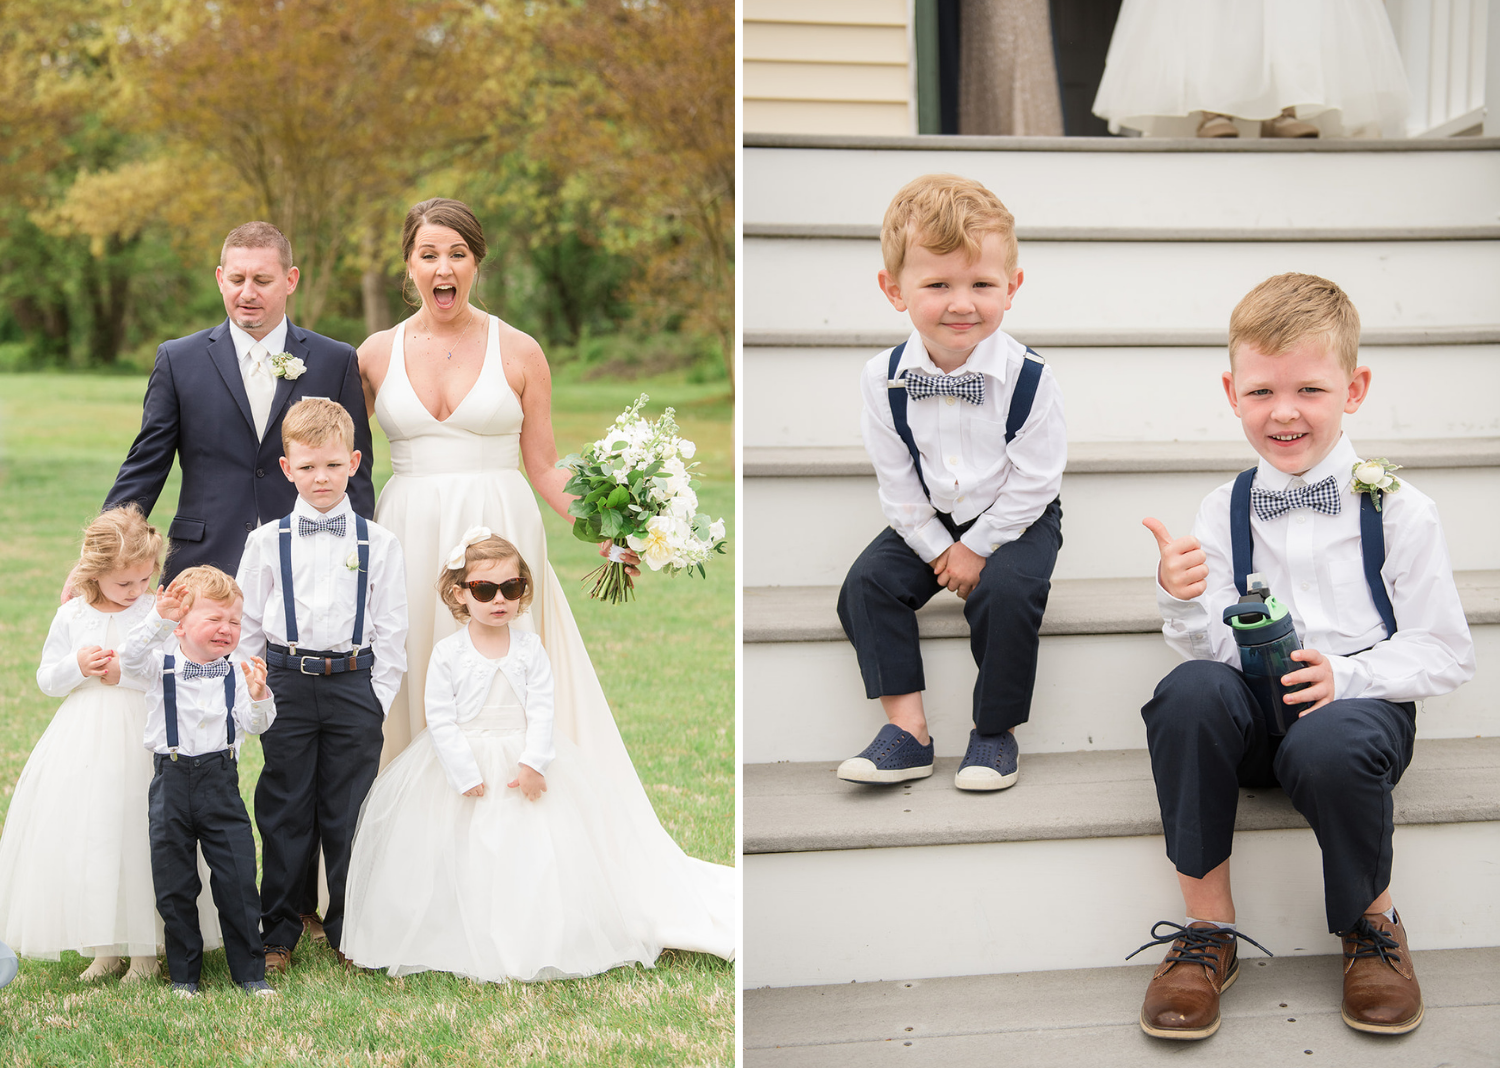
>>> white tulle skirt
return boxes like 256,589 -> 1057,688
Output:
343,706 -> 689,982
1093,0 -> 1411,137
0,681 -> 220,960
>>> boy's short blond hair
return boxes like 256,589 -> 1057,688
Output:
75,505 -> 164,607
881,174 -> 1018,278
1229,273 -> 1361,375
174,565 -> 243,613
281,397 -> 355,453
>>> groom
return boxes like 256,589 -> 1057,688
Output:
104,221 -> 375,581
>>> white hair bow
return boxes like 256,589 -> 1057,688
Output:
444,526 -> 493,569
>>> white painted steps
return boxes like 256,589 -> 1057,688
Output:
746,236 -> 1500,335
742,572 -> 1500,763
743,440 -> 1500,587
741,742 -> 1500,985
743,339 -> 1500,448
744,947 -> 1500,1066
745,135 -> 1500,231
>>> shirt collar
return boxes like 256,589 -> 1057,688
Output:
228,316 -> 289,362
895,328 -> 1017,385
291,491 -> 353,522
1255,433 -> 1357,492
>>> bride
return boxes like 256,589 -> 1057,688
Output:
354,198 -> 733,966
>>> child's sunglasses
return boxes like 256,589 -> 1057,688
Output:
459,577 -> 528,603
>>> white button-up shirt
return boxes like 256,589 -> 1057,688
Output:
234,494 -> 408,717
228,316 -> 289,439
1158,434 -> 1475,702
121,610 -> 276,757
860,328 -> 1067,562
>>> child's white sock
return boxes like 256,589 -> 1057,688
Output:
1379,907 -> 1397,923
123,956 -> 160,982
79,955 -> 124,981
1185,916 -> 1236,930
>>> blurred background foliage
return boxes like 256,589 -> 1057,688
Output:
0,0 -> 734,390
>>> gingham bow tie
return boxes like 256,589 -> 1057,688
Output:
902,369 -> 986,405
298,514 -> 347,538
1250,476 -> 1342,521
179,659 -> 231,680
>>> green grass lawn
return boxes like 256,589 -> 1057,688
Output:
0,372 -> 736,1067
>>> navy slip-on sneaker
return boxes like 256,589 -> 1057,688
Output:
837,723 -> 935,784
171,981 -> 199,999
954,728 -> 1019,791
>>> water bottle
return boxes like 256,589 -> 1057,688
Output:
1222,573 -> 1309,736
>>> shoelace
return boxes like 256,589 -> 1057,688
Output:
1126,920 -> 1274,972
1343,917 -> 1402,967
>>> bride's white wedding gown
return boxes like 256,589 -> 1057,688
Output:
348,315 -> 734,977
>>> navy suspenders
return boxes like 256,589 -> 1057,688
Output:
273,513 -> 371,672
1229,467 -> 1397,637
885,341 -> 1046,503
162,653 -> 235,761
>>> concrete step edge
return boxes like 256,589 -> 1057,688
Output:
742,571 -> 1500,643
746,222 -> 1500,242
742,738 -> 1500,854
745,439 -> 1500,478
745,132 -> 1500,152
743,326 -> 1500,348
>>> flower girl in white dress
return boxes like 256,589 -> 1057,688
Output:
343,532 -> 668,982
0,507 -> 217,980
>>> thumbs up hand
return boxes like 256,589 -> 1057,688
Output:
1143,517 -> 1208,601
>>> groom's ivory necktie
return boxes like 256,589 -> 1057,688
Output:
244,341 -> 276,441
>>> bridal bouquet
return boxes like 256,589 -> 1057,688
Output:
558,395 -> 727,603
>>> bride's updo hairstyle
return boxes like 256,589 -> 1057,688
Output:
401,198 -> 488,266
439,534 -> 535,622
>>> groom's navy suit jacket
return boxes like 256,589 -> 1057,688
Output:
106,318 -> 376,582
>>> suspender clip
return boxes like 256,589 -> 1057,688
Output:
169,747 -> 178,762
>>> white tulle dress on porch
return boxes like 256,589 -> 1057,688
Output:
1093,0 -> 1411,138
365,314 -> 734,973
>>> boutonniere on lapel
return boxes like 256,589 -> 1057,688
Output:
345,550 -> 362,572
1351,458 -> 1402,511
269,352 -> 306,380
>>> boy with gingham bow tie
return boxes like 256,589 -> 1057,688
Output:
1134,273 -> 1474,1040
836,174 -> 1066,792
235,398 -> 408,974
119,566 -> 278,998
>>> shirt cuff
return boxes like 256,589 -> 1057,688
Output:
519,751 -> 553,776
1327,654 -> 1364,702
958,517 -> 1014,559
248,697 -> 275,733
904,516 -> 955,563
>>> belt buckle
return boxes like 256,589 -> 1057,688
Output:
299,656 -> 322,675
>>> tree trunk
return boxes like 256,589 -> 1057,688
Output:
361,229 -> 392,338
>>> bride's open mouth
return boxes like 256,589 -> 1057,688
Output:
433,285 -> 458,310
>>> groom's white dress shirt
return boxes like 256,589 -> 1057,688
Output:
228,317 -> 289,441
859,328 -> 1067,563
234,493 -> 409,717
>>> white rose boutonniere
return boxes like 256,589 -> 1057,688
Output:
345,550 -> 362,572
269,352 -> 306,380
1351,458 -> 1402,511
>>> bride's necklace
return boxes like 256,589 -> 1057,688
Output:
414,307 -> 476,360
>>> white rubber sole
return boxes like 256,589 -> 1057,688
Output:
836,757 -> 934,784
954,765 -> 1020,792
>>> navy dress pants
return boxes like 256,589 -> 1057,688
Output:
257,664 -> 385,952
1142,659 -> 1417,934
148,751 -> 265,985
837,497 -> 1062,735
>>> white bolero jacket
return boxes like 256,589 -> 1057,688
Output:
424,626 -> 556,795
36,595 -> 158,698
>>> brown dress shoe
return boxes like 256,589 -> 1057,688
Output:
263,945 -> 292,975
1129,921 -> 1270,1040
1341,911 -> 1424,1034
302,913 -> 328,943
